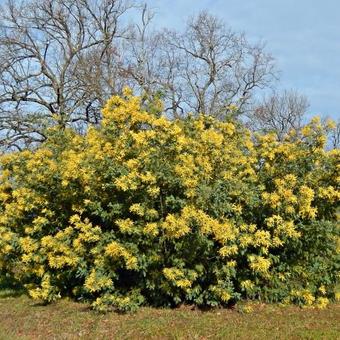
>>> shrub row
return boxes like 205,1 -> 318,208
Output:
0,89 -> 339,311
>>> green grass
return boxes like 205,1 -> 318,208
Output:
0,291 -> 339,339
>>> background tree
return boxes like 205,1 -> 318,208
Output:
330,120 -> 340,149
323,117 -> 340,149
248,90 -> 309,140
0,1 -> 283,150
123,11 -> 276,118
0,0 -> 135,150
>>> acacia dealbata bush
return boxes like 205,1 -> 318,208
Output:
0,88 -> 339,312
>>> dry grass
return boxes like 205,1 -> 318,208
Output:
0,290 -> 339,339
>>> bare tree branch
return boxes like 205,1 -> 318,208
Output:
0,0 -> 135,149
248,90 -> 309,140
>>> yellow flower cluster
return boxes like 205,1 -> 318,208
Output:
318,186 -> 340,203
163,268 -> 195,290
27,274 -> 60,302
248,255 -> 271,275
240,280 -> 255,292
209,285 -> 232,302
298,186 -> 317,219
84,269 -> 113,293
105,241 -> 138,270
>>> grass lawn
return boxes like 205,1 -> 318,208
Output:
0,290 -> 339,339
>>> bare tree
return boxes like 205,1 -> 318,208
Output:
327,118 -> 340,149
165,12 -> 276,118
248,90 -> 309,140
0,0 -> 135,150
116,7 -> 187,116
120,11 -> 277,118
0,4 -> 277,150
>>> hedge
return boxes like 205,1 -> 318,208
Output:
0,89 -> 339,311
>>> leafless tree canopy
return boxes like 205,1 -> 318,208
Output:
0,1 -> 277,150
328,119 -> 340,149
248,90 -> 309,140
122,11 -> 276,118
0,0 -> 135,149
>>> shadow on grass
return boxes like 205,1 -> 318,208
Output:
0,275 -> 25,298
0,288 -> 25,298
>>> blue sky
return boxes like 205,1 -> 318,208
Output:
0,0 -> 338,120
145,0 -> 339,120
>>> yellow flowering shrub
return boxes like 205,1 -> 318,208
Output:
0,90 -> 338,311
